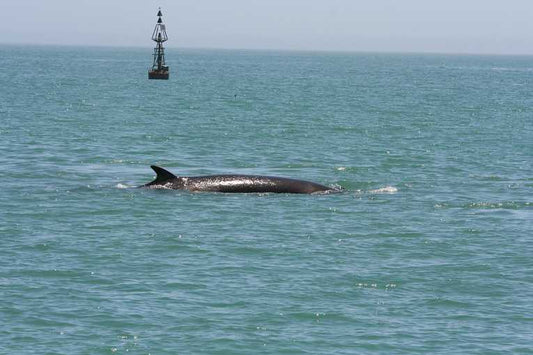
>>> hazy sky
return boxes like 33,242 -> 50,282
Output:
1,0 -> 533,54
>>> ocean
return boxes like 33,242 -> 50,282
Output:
0,45 -> 532,354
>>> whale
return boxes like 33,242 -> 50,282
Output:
141,165 -> 338,194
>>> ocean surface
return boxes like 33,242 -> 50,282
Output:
1,45 -> 532,354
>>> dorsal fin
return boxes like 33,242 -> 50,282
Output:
150,165 -> 177,184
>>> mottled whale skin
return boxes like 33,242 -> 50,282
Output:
142,165 -> 338,194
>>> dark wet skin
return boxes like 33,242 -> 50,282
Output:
142,166 -> 338,194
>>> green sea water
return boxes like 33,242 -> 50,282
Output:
1,45 -> 532,354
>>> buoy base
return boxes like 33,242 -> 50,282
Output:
148,69 -> 169,80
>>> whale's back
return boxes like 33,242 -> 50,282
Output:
142,166 -> 336,194
185,175 -> 332,194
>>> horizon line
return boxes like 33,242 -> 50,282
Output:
1,42 -> 533,57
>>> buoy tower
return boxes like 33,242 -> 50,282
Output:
148,8 -> 169,80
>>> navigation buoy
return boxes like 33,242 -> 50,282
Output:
148,8 -> 169,80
